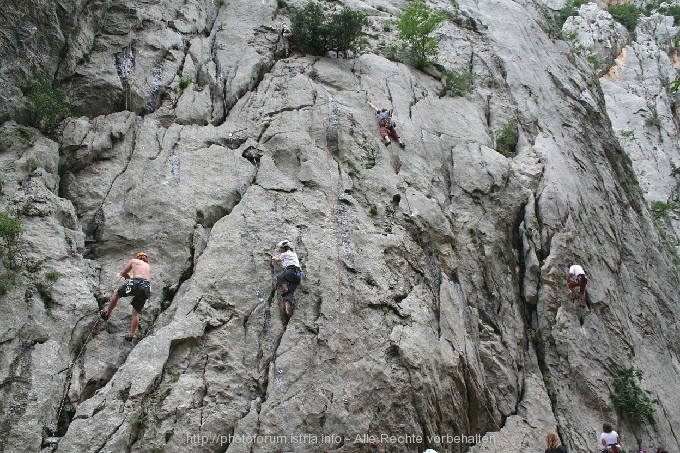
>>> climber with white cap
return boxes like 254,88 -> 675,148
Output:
567,263 -> 588,308
271,239 -> 302,316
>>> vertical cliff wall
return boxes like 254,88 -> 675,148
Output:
1,1 -> 679,452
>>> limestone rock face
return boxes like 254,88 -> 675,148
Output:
562,3 -> 628,73
1,1 -> 680,453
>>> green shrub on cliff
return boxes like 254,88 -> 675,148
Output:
25,74 -> 72,133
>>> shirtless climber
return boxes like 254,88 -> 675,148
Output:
100,252 -> 151,341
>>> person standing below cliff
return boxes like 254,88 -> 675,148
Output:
100,252 -> 151,341
567,263 -> 588,308
600,423 -> 622,452
545,431 -> 567,453
271,240 -> 302,317
369,102 -> 405,147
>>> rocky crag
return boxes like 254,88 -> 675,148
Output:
1,0 -> 679,452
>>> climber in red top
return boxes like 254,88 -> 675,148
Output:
567,263 -> 588,308
369,102 -> 405,147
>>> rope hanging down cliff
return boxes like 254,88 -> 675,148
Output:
233,163 -> 298,451
323,93 -> 385,453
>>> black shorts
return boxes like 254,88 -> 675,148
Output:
117,278 -> 151,313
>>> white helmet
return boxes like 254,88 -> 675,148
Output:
277,239 -> 290,248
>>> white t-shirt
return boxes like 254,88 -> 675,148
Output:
280,250 -> 300,268
600,431 -> 619,447
569,264 -> 585,277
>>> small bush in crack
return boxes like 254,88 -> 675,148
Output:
179,77 -> 192,90
45,269 -> 61,282
442,69 -> 473,96
72,339 -> 86,356
613,367 -> 659,424
650,200 -> 680,219
93,402 -> 106,416
25,156 -> 39,172
0,211 -> 23,271
166,365 -> 180,383
136,412 -> 149,429
25,74 -> 72,133
493,120 -> 518,158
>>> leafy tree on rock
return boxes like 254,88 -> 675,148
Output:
291,1 -> 367,57
397,0 -> 446,68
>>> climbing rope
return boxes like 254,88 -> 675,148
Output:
322,94 -> 385,453
54,314 -> 100,435
233,165 -> 298,451
53,276 -> 124,436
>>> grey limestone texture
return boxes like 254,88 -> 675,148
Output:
1,1 -> 680,453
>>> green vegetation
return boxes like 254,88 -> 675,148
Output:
396,0 -> 446,68
0,211 -> 23,271
657,5 -> 680,24
369,206 -> 378,216
166,365 -> 180,383
0,276 -> 12,295
72,339 -> 86,356
156,388 -> 171,408
442,69 -> 473,96
608,4 -> 641,34
276,0 -> 287,8
650,200 -> 680,219
45,269 -> 61,282
170,43 -> 180,51
25,74 -> 72,133
586,54 -> 598,68
493,120 -> 518,158
119,389 -> 130,402
645,109 -> 661,128
44,306 -> 56,320
0,126 -> 36,153
93,402 -> 106,416
179,77 -> 192,90
613,367 -> 659,424
26,156 -> 39,172
136,412 -> 149,429
555,0 -> 589,30
670,74 -> 680,92
165,430 -> 174,442
291,1 -> 368,57
36,280 -> 53,302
